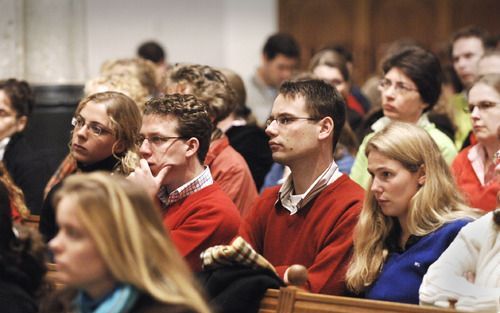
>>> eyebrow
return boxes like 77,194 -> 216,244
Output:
77,114 -> 109,128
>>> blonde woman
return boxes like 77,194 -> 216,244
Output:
346,122 -> 477,304
40,172 -> 211,313
40,91 -> 141,242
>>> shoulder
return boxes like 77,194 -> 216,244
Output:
431,218 -> 472,241
133,294 -> 200,313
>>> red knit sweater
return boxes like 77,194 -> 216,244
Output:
239,175 -> 364,295
452,146 -> 498,212
163,184 -> 241,272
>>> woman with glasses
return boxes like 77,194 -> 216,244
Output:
40,172 -> 211,313
345,122 -> 477,304
0,79 -> 52,216
350,46 -> 457,189
451,74 -> 500,212
39,91 -> 141,243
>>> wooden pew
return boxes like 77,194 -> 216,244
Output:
259,265 -> 456,313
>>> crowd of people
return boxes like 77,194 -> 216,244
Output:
0,24 -> 498,313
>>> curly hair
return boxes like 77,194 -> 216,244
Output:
143,94 -> 212,163
100,58 -> 158,97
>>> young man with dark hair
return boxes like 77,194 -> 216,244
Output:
239,79 -> 364,295
246,33 -> 300,126
137,40 -> 169,90
129,94 -> 241,272
449,26 -> 490,148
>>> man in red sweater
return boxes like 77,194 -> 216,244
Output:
129,94 -> 241,272
239,79 -> 364,295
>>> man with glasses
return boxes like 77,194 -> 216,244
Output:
128,94 -> 241,272
239,79 -> 364,295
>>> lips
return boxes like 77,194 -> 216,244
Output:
268,141 -> 281,151
72,143 -> 86,152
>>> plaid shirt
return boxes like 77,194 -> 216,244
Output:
158,166 -> 213,208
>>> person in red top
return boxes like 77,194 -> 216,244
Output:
239,79 -> 364,295
452,74 -> 500,212
165,64 -> 259,216
128,94 -> 241,272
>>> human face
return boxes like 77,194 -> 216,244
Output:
0,90 -> 25,140
71,101 -> 118,165
368,150 -> 423,226
139,114 -> 187,187
263,54 -> 298,88
468,83 -> 500,145
452,37 -> 485,88
265,94 -> 321,167
379,68 -> 427,123
49,195 -> 115,299
313,65 -> 350,99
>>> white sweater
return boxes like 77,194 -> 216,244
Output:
419,211 -> 500,312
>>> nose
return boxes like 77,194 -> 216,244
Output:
470,105 -> 481,119
265,120 -> 278,137
139,141 -> 152,158
370,177 -> 383,194
48,232 -> 63,255
75,123 -> 89,138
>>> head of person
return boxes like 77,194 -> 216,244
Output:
84,74 -> 149,110
265,79 -> 345,166
139,94 -> 212,189
309,49 -> 351,100
450,26 -> 489,89
260,33 -> 300,88
71,92 -> 141,172
346,122 -> 473,293
0,79 -> 34,140
380,45 -> 442,123
137,41 -> 166,65
467,74 -> 500,147
100,58 -> 158,97
49,172 -> 209,312
477,49 -> 500,76
166,64 -> 236,125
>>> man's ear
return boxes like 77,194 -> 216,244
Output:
318,116 -> 334,141
418,164 -> 426,186
15,116 -> 28,133
184,137 -> 200,158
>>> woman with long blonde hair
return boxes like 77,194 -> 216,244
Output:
346,122 -> 477,304
40,172 -> 211,313
40,91 -> 141,243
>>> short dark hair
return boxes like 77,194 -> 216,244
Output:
143,94 -> 212,163
137,41 -> 166,64
263,33 -> 300,60
279,79 -> 346,151
0,79 -> 34,117
382,45 -> 442,110
450,26 -> 489,48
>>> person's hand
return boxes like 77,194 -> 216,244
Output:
127,159 -> 170,199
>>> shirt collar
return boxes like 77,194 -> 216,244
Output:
158,166 -> 213,208
468,144 -> 487,185
0,137 -> 11,160
277,160 -> 342,215
371,113 -> 431,132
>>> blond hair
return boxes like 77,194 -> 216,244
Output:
100,58 -> 158,97
345,122 -> 478,293
54,172 -> 211,313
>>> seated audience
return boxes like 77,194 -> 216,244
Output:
346,122 -> 477,304
419,209 -> 500,312
239,79 -> 364,295
0,187 -> 46,313
39,92 -> 141,242
128,94 -> 240,272
350,45 -> 457,188
40,172 -> 211,313
452,74 -> 500,212
166,64 -> 258,216
0,79 -> 51,214
217,68 -> 273,190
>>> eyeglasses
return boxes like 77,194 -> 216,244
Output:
265,115 -> 319,127
378,78 -> 418,95
136,135 -> 183,147
0,108 -> 17,118
466,101 -> 499,113
71,116 -> 113,136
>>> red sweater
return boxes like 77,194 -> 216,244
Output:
239,175 -> 364,295
163,184 -> 241,272
452,146 -> 498,212
205,136 -> 259,217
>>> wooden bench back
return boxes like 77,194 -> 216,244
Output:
259,287 -> 456,313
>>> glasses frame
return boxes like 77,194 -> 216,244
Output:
71,116 -> 113,137
378,77 -> 418,95
136,135 -> 184,148
265,115 -> 319,127
466,101 -> 500,113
